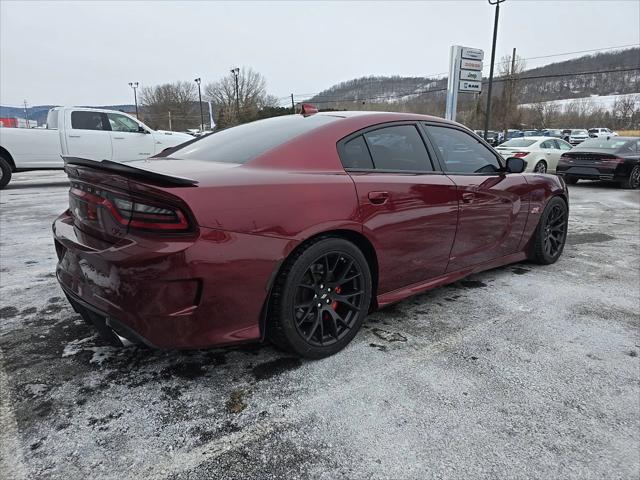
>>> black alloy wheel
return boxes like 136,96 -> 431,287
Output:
293,252 -> 365,347
543,203 -> 567,258
268,237 -> 372,358
621,165 -> 640,189
530,196 -> 568,265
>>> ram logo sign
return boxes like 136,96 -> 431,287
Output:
459,80 -> 482,93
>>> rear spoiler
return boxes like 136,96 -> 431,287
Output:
62,156 -> 198,187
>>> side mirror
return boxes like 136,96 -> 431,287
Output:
505,157 -> 527,173
138,125 -> 149,134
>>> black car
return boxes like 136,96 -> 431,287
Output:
556,137 -> 640,189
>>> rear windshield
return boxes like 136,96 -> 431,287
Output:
46,109 -> 58,129
171,114 -> 339,164
576,138 -> 635,150
500,139 -> 536,148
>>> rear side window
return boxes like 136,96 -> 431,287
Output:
71,111 -> 109,131
172,114 -> 339,164
341,136 -> 374,169
363,125 -> 433,171
427,125 -> 502,174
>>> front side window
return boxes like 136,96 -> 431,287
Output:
107,113 -> 140,133
363,125 -> 433,171
71,111 -> 109,131
426,125 -> 502,174
558,140 -> 572,151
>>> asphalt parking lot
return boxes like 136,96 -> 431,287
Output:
1,170 -> 639,480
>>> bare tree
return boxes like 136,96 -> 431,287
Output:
612,94 -> 640,129
496,53 -> 526,132
139,81 -> 198,131
205,67 -> 273,127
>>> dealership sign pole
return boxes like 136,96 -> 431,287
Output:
445,46 -> 484,122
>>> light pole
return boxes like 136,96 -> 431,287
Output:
128,82 -> 139,118
230,67 -> 240,121
194,78 -> 204,132
484,0 -> 505,141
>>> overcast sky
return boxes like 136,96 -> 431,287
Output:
1,0 -> 638,107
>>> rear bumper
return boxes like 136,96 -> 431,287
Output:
53,211 -> 287,349
556,164 -> 628,182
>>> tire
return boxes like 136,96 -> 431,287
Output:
529,196 -> 568,265
268,237 -> 372,358
533,160 -> 547,174
0,156 -> 12,190
564,176 -> 579,185
620,164 -> 640,189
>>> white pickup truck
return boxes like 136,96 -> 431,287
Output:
0,106 -> 193,189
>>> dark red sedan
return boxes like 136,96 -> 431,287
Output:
53,111 -> 569,358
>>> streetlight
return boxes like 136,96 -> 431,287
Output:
194,78 -> 204,132
484,0 -> 506,141
128,82 -> 139,118
230,67 -> 240,121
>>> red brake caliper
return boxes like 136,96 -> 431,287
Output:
331,286 -> 341,310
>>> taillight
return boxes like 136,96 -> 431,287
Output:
601,157 -> 625,166
70,184 -> 191,233
512,152 -> 530,158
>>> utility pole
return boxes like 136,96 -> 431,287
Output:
291,94 -> 295,114
230,68 -> 240,121
23,100 -> 29,122
194,78 -> 204,132
504,47 -> 516,136
128,82 -> 139,118
168,111 -> 172,131
484,0 -> 505,141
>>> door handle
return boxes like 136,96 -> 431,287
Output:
462,192 -> 475,204
113,136 -> 125,140
368,191 -> 389,205
68,134 -> 81,138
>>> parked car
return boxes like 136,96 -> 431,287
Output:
0,107 -> 193,189
557,136 -> 640,189
53,110 -> 569,358
561,129 -> 572,142
523,130 -> 541,137
568,129 -> 590,145
500,129 -> 524,144
539,129 -> 563,138
588,127 -> 618,138
473,129 -> 500,145
496,136 -> 573,173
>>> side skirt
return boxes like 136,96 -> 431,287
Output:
377,251 -> 528,308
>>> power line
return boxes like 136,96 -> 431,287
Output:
305,66 -> 640,104
293,43 -> 639,101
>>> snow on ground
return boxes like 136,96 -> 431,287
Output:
0,171 -> 639,479
520,92 -> 640,112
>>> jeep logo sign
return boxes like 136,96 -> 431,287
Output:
460,69 -> 482,81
